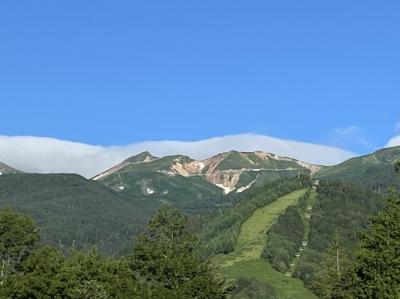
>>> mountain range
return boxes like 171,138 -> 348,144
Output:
0,146 -> 399,256
93,150 -> 320,208
1,144 -> 400,297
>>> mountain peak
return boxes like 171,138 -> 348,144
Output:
92,151 -> 157,180
124,151 -> 157,163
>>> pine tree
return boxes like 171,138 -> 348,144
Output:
394,160 -> 400,174
338,162 -> 400,298
347,189 -> 400,298
130,205 -> 227,298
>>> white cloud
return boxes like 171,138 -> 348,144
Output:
330,126 -> 373,149
386,135 -> 400,148
384,122 -> 400,148
0,134 -> 356,178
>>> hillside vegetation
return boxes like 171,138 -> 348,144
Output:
215,189 -> 316,299
316,146 -> 400,191
0,173 -> 158,255
95,151 -> 315,211
2,147 -> 399,298
262,188 -> 318,274
0,206 -> 227,298
197,176 -> 311,258
294,181 -> 383,287
100,169 -> 225,212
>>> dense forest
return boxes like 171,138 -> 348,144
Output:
0,206 -> 227,298
294,181 -> 383,287
0,173 -> 159,255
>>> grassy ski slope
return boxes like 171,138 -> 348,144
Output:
215,189 -> 316,299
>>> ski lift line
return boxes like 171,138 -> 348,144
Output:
288,188 -> 318,275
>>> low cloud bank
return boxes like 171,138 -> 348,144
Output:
0,134 -> 356,178
386,135 -> 400,148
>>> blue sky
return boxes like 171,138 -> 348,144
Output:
1,1 -> 400,155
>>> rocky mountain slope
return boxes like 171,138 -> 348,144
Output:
0,161 -> 21,175
92,151 -> 321,212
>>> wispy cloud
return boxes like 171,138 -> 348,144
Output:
395,121 -> 400,134
0,134 -> 356,178
329,126 -> 373,150
333,126 -> 361,136
384,122 -> 400,148
386,136 -> 400,148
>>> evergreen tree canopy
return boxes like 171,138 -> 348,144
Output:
0,206 -> 227,298
130,205 -> 227,298
311,232 -> 352,299
0,208 -> 40,285
349,190 -> 400,298
394,160 -> 400,174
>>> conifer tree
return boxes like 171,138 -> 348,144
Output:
130,205 -> 227,298
339,162 -> 400,298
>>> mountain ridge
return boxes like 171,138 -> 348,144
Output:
316,145 -> 400,190
0,161 -> 21,175
93,150 -> 321,195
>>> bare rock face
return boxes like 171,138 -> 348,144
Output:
161,151 -> 320,194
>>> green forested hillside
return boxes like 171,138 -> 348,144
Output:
197,176 -> 311,259
191,176 -> 315,298
1,149 -> 397,298
100,169 -> 225,212
316,146 -> 400,191
0,206 -> 227,298
214,188 -> 316,299
195,174 -> 386,297
294,181 -> 383,287
0,173 -> 159,255
96,154 -> 226,212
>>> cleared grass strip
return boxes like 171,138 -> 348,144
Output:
215,189 -> 316,299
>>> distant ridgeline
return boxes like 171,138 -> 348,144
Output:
316,146 -> 400,192
0,173 -> 159,255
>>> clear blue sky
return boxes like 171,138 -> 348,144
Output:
1,1 -> 399,154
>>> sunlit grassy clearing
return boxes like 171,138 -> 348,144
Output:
220,258 -> 316,299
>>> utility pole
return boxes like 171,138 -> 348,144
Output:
335,232 -> 340,278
